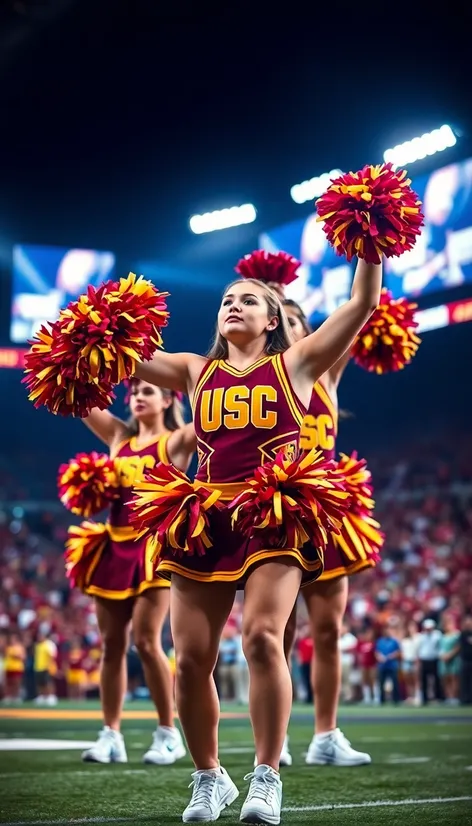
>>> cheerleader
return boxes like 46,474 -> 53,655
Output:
3,632 -> 26,703
134,258 -> 381,823
74,380 -> 196,765
276,295 -> 372,768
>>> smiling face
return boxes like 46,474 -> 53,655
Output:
217,280 -> 279,344
128,379 -> 171,423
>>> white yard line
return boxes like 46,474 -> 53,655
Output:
1,794 -> 471,825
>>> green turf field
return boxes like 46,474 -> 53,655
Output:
0,702 -> 471,825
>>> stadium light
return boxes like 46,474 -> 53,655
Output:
290,170 -> 343,205
383,124 -> 456,168
189,204 -> 257,235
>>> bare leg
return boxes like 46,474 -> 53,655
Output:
243,561 -> 302,770
171,575 -> 236,769
95,597 -> 133,730
303,576 -> 348,733
283,604 -> 298,666
133,588 -> 174,727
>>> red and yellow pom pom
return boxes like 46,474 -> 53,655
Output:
352,287 -> 421,373
58,452 -> 119,517
229,448 -> 351,551
316,164 -> 424,264
22,273 -> 169,417
130,464 -> 224,557
64,521 -> 109,588
22,322 -> 116,417
334,452 -> 384,565
235,250 -> 301,285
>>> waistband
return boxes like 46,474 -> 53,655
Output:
105,524 -> 143,541
194,480 -> 247,502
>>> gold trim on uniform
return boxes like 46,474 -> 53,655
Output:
158,546 -> 323,584
273,354 -> 305,427
313,380 -> 338,434
192,360 -> 220,414
217,356 -> 272,378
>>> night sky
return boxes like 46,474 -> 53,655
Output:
0,1 -> 470,272
0,1 -> 470,468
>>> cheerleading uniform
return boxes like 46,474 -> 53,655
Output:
67,646 -> 87,686
80,434 -> 172,599
4,644 -> 25,680
302,380 -> 377,580
157,354 -> 323,586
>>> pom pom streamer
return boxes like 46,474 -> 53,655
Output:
23,273 -> 169,417
130,463 -> 224,557
235,250 -> 301,286
58,452 -> 119,517
65,521 -> 109,589
316,164 -> 424,265
229,449 -> 351,551
334,452 -> 384,564
353,287 -> 421,374
23,323 -> 115,417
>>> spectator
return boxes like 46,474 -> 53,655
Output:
297,624 -> 314,703
357,626 -> 378,704
33,629 -> 58,705
418,619 -> 443,704
439,614 -> 461,704
375,625 -> 401,704
218,623 -> 239,701
339,622 -> 357,703
401,620 -> 421,704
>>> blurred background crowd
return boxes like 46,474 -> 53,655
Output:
0,2 -> 471,716
2,418 -> 471,708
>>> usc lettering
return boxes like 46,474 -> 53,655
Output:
200,385 -> 277,432
114,455 -> 156,488
300,413 -> 335,452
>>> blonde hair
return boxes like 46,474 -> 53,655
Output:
207,278 -> 295,359
126,386 -> 185,437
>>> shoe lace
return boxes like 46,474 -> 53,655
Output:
188,771 -> 218,807
243,769 -> 278,804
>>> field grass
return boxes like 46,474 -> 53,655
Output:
0,702 -> 471,825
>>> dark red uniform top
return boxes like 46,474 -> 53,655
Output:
193,354 -> 305,491
299,380 -> 338,461
109,433 -> 170,528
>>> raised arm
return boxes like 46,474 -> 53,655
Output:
83,410 -> 128,447
325,349 -> 352,393
285,260 -> 382,391
135,351 -> 206,396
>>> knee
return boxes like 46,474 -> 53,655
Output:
134,632 -> 161,662
101,631 -> 128,664
175,647 -> 216,683
243,623 -> 280,667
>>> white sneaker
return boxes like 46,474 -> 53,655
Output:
45,695 -> 58,706
254,736 -> 292,769
143,725 -> 187,765
182,766 -> 239,822
81,726 -> 128,763
305,728 -> 371,766
240,764 -> 282,825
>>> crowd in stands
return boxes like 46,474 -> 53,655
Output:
1,433 -> 471,706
